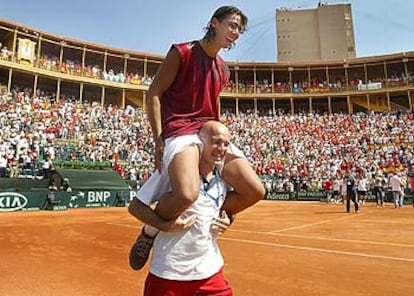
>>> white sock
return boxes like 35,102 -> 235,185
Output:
143,224 -> 159,238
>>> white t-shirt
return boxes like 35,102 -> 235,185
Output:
146,170 -> 226,280
333,179 -> 341,191
389,174 -> 402,192
358,177 -> 367,191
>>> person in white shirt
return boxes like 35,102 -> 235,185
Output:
332,177 -> 342,204
389,171 -> 403,208
0,153 -> 7,177
399,172 -> 407,207
357,174 -> 368,205
373,171 -> 385,207
341,175 -> 348,204
128,121 -> 237,295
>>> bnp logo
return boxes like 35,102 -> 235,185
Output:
0,192 -> 28,212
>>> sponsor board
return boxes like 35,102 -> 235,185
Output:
265,192 -> 291,200
297,191 -> 325,201
130,190 -> 137,200
0,192 -> 28,211
0,191 -> 48,212
265,191 -> 326,201
68,190 -> 118,208
52,205 -> 68,211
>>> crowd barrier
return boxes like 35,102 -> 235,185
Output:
264,189 -> 414,204
0,178 -> 412,212
0,189 -> 134,212
0,191 -> 48,212
0,169 -> 134,212
265,191 -> 325,201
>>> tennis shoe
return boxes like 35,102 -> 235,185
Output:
129,229 -> 155,270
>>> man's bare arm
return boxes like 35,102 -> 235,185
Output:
146,48 -> 181,171
128,198 -> 196,232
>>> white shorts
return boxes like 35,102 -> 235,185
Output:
136,134 -> 246,206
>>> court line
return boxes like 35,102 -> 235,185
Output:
268,210 -> 380,233
350,219 -> 414,225
270,220 -> 338,233
107,221 -> 414,248
219,237 -> 414,262
107,221 -> 139,229
228,229 -> 414,248
269,215 -> 350,233
108,221 -> 414,262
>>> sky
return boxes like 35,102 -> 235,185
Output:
1,0 -> 413,62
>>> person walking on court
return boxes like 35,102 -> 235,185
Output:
410,173 -> 414,207
373,171 -> 385,207
340,174 -> 348,205
398,171 -> 407,207
129,121 -> 239,295
389,171 -> 403,208
331,176 -> 342,204
345,172 -> 359,213
129,5 -> 266,270
357,173 -> 368,205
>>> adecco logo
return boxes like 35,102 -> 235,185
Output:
0,192 -> 28,212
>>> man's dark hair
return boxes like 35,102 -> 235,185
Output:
203,6 -> 248,43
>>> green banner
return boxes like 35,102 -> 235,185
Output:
0,191 -> 48,212
65,190 -> 119,208
297,191 -> 325,201
116,190 -> 134,206
264,190 -> 326,201
45,190 -> 118,209
265,192 -> 291,200
45,191 -> 72,211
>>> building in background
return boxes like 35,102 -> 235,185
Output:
276,2 -> 356,62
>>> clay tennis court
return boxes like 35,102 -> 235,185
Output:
1,201 -> 412,296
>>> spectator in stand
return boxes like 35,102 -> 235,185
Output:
1,86 -> 414,190
42,156 -> 53,179
0,153 -> 7,177
60,178 -> 72,192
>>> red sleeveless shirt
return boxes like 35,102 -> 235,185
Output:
160,41 -> 230,139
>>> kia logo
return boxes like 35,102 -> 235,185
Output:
0,192 -> 28,212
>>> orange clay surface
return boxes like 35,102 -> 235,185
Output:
0,201 -> 413,296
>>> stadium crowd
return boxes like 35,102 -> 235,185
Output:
223,73 -> 413,94
0,87 -> 413,199
2,44 -> 411,94
0,45 -> 154,87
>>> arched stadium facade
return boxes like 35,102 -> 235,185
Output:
0,19 -> 413,115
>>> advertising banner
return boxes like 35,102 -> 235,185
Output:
297,191 -> 325,201
0,191 -> 48,212
66,190 -> 118,208
265,192 -> 291,200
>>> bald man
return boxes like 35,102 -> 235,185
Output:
128,121 -> 236,295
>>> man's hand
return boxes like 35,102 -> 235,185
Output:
211,210 -> 231,236
160,214 -> 197,232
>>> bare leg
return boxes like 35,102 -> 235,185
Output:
221,154 -> 266,215
154,145 -> 200,220
128,145 -> 200,271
